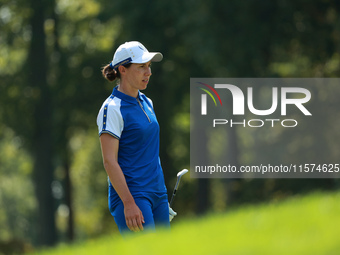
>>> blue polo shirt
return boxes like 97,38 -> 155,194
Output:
97,86 -> 167,212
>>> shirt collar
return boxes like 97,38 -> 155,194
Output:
111,86 -> 143,104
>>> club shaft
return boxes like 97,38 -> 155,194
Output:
169,177 -> 182,207
169,189 -> 177,207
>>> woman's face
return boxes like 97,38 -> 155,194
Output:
121,61 -> 152,91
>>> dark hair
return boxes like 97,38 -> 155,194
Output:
101,63 -> 132,82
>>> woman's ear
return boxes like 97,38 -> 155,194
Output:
118,65 -> 126,76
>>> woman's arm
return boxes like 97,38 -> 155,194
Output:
99,133 -> 144,232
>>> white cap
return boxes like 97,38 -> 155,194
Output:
110,41 -> 163,70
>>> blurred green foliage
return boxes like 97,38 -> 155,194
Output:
1,0 -> 340,250
0,126 -> 36,241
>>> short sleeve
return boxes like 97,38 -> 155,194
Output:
97,97 -> 123,139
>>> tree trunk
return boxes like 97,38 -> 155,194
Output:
195,129 -> 210,215
224,125 -> 241,206
64,160 -> 74,241
28,0 -> 57,246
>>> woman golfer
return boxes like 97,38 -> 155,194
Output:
97,41 -> 175,234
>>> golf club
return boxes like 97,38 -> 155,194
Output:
169,169 -> 189,207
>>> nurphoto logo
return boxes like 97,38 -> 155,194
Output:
197,81 -> 312,128
191,78 -> 340,179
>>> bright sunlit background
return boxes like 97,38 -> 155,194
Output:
1,0 -> 340,254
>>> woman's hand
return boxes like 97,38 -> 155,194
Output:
124,201 -> 145,232
100,134 -> 145,232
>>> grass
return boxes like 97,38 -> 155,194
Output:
32,191 -> 340,255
